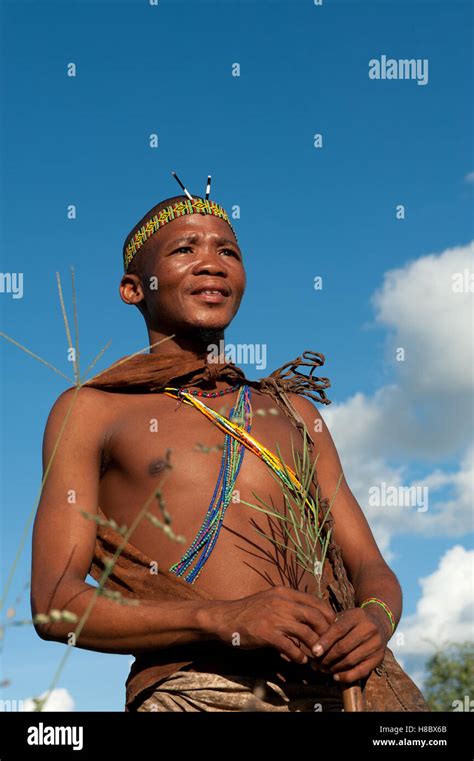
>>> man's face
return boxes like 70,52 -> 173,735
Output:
120,213 -> 246,333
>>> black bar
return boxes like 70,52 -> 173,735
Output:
0,710 -> 471,759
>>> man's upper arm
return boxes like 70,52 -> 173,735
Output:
31,387 -> 105,614
287,393 -> 386,581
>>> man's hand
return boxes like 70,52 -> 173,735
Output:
310,607 -> 391,684
203,586 -> 337,665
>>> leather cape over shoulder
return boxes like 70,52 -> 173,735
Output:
82,347 -> 332,399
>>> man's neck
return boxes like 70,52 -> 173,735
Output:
147,327 -> 236,391
148,327 -> 224,358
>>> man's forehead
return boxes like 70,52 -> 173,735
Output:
156,215 -> 238,246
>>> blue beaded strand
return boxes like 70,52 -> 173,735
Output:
169,384 -> 252,583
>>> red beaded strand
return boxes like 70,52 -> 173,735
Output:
177,382 -> 242,399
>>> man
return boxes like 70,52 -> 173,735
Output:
31,185 -> 428,712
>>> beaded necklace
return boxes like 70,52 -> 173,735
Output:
163,385 -> 318,585
166,383 -> 252,584
177,382 -> 242,399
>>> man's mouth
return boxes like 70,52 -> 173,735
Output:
190,290 -> 229,303
188,283 -> 231,303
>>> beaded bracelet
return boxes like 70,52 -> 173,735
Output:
360,597 -> 396,635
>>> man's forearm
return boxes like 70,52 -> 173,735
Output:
351,562 -> 402,640
34,579 -> 217,655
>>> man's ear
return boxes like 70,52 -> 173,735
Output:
119,273 -> 146,309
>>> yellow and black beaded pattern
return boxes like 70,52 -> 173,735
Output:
123,198 -> 237,271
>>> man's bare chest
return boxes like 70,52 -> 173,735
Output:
99,389 -> 309,528
97,388 -> 315,595
101,389 -> 301,483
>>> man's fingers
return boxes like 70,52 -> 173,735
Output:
316,625 -> 373,667
321,640 -> 380,674
285,622 -> 323,656
311,613 -> 356,657
275,587 -> 337,626
298,597 -> 337,626
330,653 -> 383,684
297,607 -> 335,638
275,634 -> 308,665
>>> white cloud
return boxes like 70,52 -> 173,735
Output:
21,688 -> 75,712
392,545 -> 474,657
417,446 -> 474,536
324,411 -> 473,552
465,172 -> 474,184
322,242 -> 474,555
372,241 -> 473,397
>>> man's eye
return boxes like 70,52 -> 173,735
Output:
173,246 -> 239,258
222,249 -> 240,258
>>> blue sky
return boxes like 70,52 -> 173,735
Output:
0,0 -> 472,711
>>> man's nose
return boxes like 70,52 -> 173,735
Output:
193,246 -> 228,273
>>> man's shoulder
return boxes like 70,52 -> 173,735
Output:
45,385 -> 112,432
41,386 -> 115,467
253,385 -> 327,432
52,384 -> 110,409
286,392 -> 325,422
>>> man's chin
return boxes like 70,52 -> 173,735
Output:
184,310 -> 233,332
185,323 -> 228,345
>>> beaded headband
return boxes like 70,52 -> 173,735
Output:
123,171 -> 238,272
